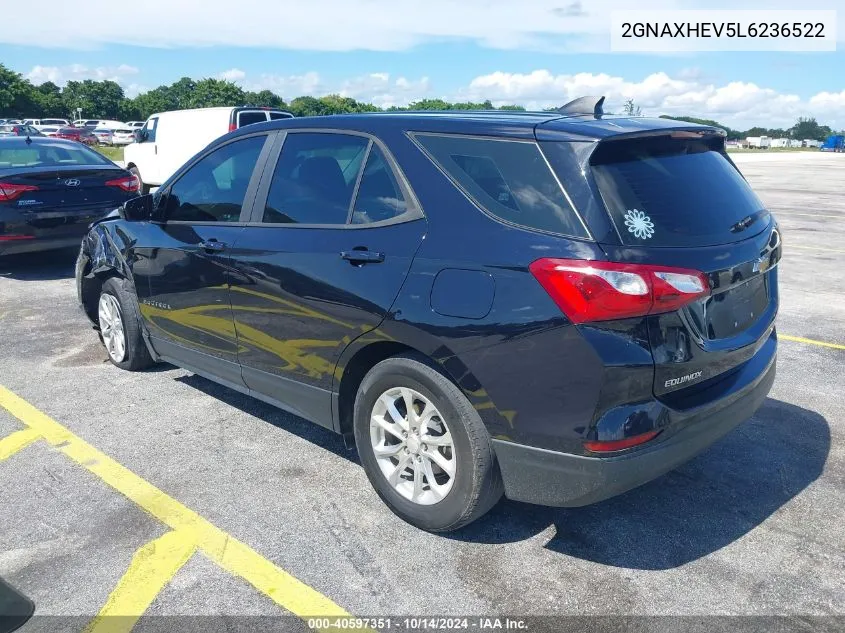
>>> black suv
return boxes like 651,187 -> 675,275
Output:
76,99 -> 781,532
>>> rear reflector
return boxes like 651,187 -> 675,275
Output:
105,175 -> 141,193
0,182 -> 39,202
0,235 -> 35,241
584,430 -> 661,453
529,258 -> 709,323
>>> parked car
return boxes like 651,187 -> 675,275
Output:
0,124 -> 43,137
22,118 -> 71,128
39,126 -> 61,137
125,121 -> 145,129
111,128 -> 136,145
75,104 -> 781,532
124,106 -> 293,192
0,136 -> 139,256
55,127 -> 98,145
92,128 -> 114,145
80,119 -> 125,130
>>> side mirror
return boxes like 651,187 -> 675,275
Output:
120,194 -> 154,221
134,129 -> 146,143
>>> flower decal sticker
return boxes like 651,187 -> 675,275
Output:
623,209 -> 655,240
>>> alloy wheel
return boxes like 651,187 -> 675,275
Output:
370,387 -> 456,505
98,294 -> 126,363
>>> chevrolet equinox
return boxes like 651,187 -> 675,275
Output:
76,98 -> 781,532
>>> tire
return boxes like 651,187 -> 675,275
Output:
98,277 -> 155,371
353,354 -> 504,532
128,166 -> 150,195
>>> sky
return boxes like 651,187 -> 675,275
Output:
1,0 -> 844,130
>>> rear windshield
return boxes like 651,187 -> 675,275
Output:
414,134 -> 589,238
0,142 -> 110,167
590,135 -> 768,247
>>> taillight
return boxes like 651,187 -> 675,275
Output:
584,429 -> 661,453
105,175 -> 140,193
228,122 -> 237,132
529,258 -> 710,323
0,182 -> 39,202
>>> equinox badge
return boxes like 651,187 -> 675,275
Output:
665,371 -> 703,388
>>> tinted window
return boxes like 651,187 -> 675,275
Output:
263,133 -> 369,224
351,146 -> 407,224
589,136 -> 768,247
415,134 -> 588,238
269,112 -> 292,120
0,142 -> 110,166
238,111 -> 267,127
140,117 -> 157,142
165,135 -> 265,223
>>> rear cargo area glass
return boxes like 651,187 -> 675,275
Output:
590,136 -> 769,247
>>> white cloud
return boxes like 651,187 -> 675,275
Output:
26,64 -> 139,86
217,68 -> 246,82
458,69 -> 845,129
7,0 -> 842,52
219,70 -> 431,108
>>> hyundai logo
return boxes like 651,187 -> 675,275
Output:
65,178 -> 81,187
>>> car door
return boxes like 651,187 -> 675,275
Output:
131,132 -> 274,389
228,131 -> 426,428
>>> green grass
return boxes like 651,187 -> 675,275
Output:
93,145 -> 124,162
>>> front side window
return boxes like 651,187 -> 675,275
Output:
414,134 -> 589,238
165,135 -> 266,223
141,117 -> 157,143
351,146 -> 407,224
263,132 -> 369,224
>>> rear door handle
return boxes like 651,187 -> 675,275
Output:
200,239 -> 227,253
341,249 -> 385,264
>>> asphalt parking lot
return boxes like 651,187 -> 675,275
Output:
1,152 -> 843,631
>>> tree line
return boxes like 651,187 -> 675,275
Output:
1,64 -> 839,140
658,115 -> 840,142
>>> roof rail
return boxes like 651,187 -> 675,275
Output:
556,95 -> 605,117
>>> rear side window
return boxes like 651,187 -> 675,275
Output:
269,112 -> 292,120
414,134 -> 588,238
263,132 -> 369,224
351,146 -> 407,224
238,111 -> 267,127
590,136 -> 768,247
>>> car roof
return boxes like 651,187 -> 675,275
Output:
227,109 -> 720,142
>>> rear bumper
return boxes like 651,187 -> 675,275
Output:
493,338 -> 776,507
0,235 -> 83,256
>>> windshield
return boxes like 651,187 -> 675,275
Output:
589,135 -> 769,247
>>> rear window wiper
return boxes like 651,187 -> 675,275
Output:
730,210 -> 768,233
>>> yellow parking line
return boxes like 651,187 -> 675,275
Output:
786,244 -> 845,254
773,212 -> 842,219
84,530 -> 197,633
0,428 -> 40,461
781,335 -> 845,351
0,384 -> 363,631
